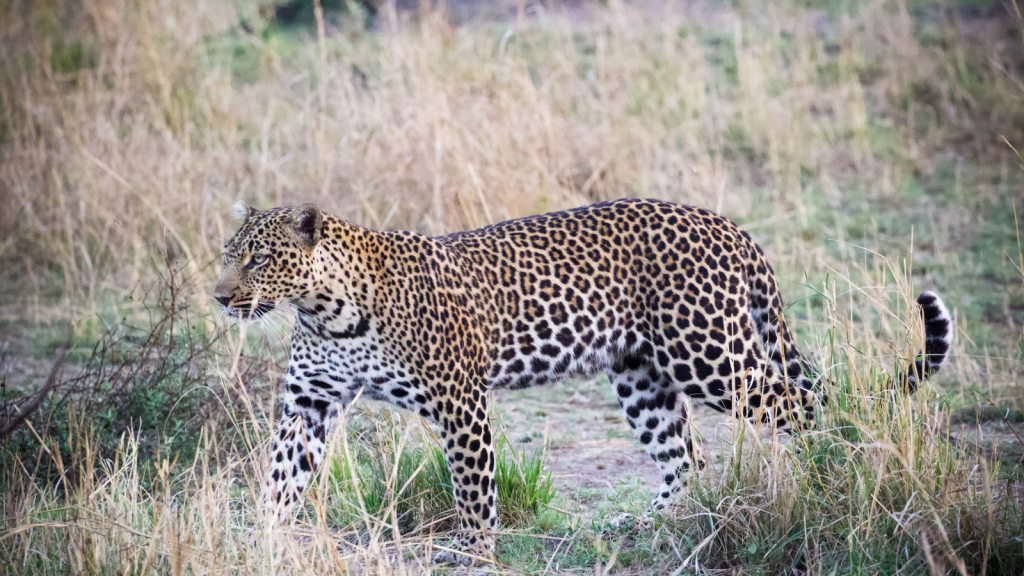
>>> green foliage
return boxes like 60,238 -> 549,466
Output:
50,37 -> 94,74
0,263 -> 242,490
326,424 -> 455,532
325,427 -> 556,534
495,436 -> 556,528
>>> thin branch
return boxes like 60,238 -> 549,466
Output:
0,326 -> 73,440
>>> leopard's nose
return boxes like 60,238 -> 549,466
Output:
214,295 -> 232,307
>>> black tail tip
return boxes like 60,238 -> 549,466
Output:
917,291 -> 952,368
893,292 -> 952,393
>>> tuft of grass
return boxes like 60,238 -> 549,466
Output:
324,422 -> 455,534
323,420 -> 557,535
0,422 -> 431,575
495,434 -> 557,528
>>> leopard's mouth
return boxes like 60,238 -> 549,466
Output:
220,301 -> 276,321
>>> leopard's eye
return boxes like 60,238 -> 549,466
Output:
246,253 -> 268,269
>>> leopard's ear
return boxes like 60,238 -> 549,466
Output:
231,201 -> 259,222
288,204 -> 323,250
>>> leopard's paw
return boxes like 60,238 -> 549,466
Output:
430,534 -> 494,567
432,548 -> 476,567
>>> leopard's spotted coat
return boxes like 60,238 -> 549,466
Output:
213,198 -> 952,565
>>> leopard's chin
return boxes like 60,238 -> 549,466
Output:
220,302 -> 276,321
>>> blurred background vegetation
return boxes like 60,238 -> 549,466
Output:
0,0 -> 1022,573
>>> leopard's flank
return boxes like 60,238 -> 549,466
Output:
213,198 -> 952,565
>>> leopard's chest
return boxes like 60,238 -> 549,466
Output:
286,323 -> 420,410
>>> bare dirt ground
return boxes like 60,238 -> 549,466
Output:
493,376 -> 739,502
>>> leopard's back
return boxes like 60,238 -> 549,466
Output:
441,199 -> 781,397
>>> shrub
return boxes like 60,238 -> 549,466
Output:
0,260 -> 270,489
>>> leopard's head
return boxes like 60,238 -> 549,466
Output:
213,202 -> 323,321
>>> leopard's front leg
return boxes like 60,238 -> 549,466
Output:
263,394 -> 337,524
432,395 -> 497,566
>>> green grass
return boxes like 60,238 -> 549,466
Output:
323,423 -> 456,533
495,436 -> 557,528
320,422 -> 557,536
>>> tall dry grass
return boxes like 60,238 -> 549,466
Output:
672,263 -> 1024,574
1,0 -> 1023,573
1,0 -> 1020,302
1,412 -> 447,574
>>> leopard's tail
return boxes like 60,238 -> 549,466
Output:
890,291 -> 953,393
738,229 -> 951,395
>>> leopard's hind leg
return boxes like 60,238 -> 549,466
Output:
610,353 -> 705,511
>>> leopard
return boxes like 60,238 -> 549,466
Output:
213,198 -> 952,565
